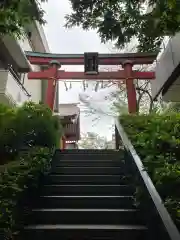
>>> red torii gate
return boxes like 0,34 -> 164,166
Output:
25,51 -> 157,113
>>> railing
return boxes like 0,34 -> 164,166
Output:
115,118 -> 180,240
8,65 -> 31,97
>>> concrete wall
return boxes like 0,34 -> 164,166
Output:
18,37 -> 42,103
25,22 -> 50,104
0,22 -> 51,106
151,33 -> 180,101
0,70 -> 29,105
0,22 -> 53,107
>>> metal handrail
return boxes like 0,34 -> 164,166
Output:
115,118 -> 180,240
8,66 -> 31,97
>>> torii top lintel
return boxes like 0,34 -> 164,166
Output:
25,51 -> 158,66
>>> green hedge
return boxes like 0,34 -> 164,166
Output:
0,101 -> 62,238
120,113 -> 180,229
0,102 -> 62,164
0,146 -> 53,239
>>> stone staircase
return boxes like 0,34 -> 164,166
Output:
19,149 -> 150,239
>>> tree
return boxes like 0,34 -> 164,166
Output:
65,0 -> 180,52
0,0 -> 46,37
79,69 -> 156,116
159,102 -> 180,114
78,132 -> 114,149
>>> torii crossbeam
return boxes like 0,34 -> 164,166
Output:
25,51 -> 157,113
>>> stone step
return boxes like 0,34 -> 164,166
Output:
37,195 -> 134,209
29,208 -> 143,225
53,159 -> 125,167
44,174 -> 130,185
55,149 -> 123,156
41,184 -> 134,196
54,150 -> 123,161
50,167 -> 126,175
20,224 -> 147,240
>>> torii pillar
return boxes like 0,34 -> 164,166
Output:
123,60 -> 137,114
45,60 -> 66,149
46,60 -> 61,110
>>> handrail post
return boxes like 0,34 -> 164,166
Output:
115,125 -> 119,149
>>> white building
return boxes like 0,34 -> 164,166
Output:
0,21 -> 50,106
151,33 -> 180,102
145,3 -> 180,102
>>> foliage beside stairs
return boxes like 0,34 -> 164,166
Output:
0,102 -> 62,239
0,147 -> 53,239
120,113 -> 180,230
0,101 -> 62,164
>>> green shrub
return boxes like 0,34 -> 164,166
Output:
0,146 -> 53,239
120,113 -> 180,228
0,101 -> 62,238
0,102 -> 62,164
0,104 -> 16,163
13,102 -> 61,149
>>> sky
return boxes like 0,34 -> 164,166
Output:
42,0 -> 116,140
